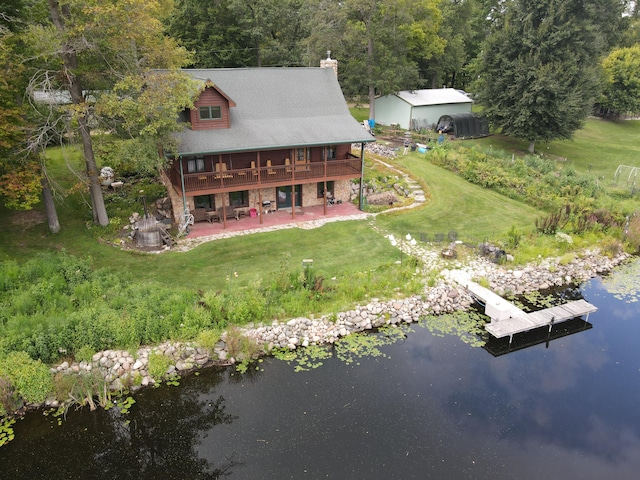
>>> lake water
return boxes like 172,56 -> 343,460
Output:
1,266 -> 639,479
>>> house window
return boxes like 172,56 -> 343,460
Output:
194,194 -> 215,210
199,106 -> 222,121
323,145 -> 337,160
229,190 -> 249,208
296,148 -> 309,162
187,157 -> 205,173
317,181 -> 334,198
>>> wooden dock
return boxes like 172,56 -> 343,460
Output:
484,299 -> 598,339
449,270 -> 598,342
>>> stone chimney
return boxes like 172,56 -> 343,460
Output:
320,50 -> 338,76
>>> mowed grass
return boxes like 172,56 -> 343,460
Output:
92,220 -> 399,292
373,154 -> 543,242
468,118 -> 640,181
2,117 -> 637,294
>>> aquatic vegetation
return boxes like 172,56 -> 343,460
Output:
600,260 -> 640,303
418,311 -> 486,347
509,291 -> 557,310
273,325 -> 411,370
116,396 -> 136,415
0,418 -> 16,447
165,373 -> 181,387
273,345 -> 332,372
335,325 -> 411,366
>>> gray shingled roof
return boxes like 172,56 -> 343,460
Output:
175,67 -> 374,156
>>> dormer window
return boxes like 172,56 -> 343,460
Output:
199,106 -> 222,121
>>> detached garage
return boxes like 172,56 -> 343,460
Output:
374,88 -> 472,130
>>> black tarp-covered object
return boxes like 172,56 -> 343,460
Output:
436,113 -> 489,138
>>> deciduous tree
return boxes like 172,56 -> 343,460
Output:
309,0 -> 443,120
25,0 -> 191,226
600,45 -> 640,118
420,0 -> 479,90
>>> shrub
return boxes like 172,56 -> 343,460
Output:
196,329 -> 223,352
147,352 -> 172,381
180,305 -> 214,339
535,205 -> 571,235
601,238 -> 624,258
224,326 -> 262,362
624,213 -> 640,252
54,371 -> 110,410
75,345 -> 95,364
0,376 -> 19,416
507,225 -> 522,248
558,253 -> 577,266
0,352 -> 53,405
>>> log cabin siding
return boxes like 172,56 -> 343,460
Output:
190,87 -> 231,130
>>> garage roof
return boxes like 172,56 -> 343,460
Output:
394,88 -> 472,107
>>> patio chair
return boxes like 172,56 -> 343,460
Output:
192,208 -> 208,223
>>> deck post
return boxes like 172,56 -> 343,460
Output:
358,143 -> 365,211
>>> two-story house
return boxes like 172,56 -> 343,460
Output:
166,64 -> 375,229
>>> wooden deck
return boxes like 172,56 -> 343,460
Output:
171,157 -> 362,196
449,270 -> 597,341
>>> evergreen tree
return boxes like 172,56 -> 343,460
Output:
475,0 -> 627,153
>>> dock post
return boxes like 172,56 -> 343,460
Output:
546,316 -> 555,349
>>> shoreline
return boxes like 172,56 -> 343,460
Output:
21,245 -> 630,418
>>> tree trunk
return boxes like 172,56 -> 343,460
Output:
79,113 -> 108,226
48,0 -> 108,226
528,140 -> 535,154
41,175 -> 60,234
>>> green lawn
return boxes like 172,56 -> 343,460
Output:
374,154 -> 542,243
2,118 -> 638,293
468,118 -> 640,182
94,220 -> 400,292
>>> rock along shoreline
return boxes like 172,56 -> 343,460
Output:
38,246 -> 630,413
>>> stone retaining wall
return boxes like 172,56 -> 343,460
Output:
44,248 -> 629,411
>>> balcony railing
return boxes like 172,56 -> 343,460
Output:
173,157 -> 362,194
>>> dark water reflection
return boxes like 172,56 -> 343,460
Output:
1,274 -> 639,479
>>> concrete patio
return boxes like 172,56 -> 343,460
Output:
185,201 -> 367,239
